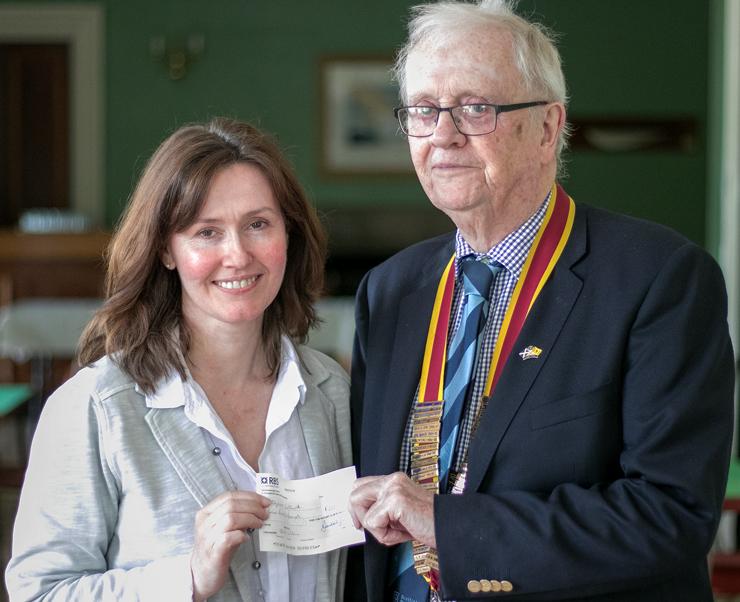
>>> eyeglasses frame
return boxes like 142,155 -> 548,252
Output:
393,100 -> 549,137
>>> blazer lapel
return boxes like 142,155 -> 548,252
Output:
298,360 -> 340,476
370,241 -> 455,476
145,408 -> 230,505
464,206 -> 588,493
146,407 -> 256,601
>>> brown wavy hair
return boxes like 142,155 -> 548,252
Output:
78,118 -> 327,393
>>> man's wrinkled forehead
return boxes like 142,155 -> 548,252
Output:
404,33 -> 522,102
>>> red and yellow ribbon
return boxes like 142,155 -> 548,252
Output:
418,182 -> 575,404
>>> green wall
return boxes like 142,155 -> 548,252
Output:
102,0 -> 426,224
524,0 -> 710,246
4,0 -> 714,248
103,0 -> 427,224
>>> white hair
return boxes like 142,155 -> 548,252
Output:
393,0 -> 571,172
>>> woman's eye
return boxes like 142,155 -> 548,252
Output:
249,219 -> 267,230
197,228 -> 216,239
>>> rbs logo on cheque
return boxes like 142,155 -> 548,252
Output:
260,476 -> 279,486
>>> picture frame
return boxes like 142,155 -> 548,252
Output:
319,56 -> 414,177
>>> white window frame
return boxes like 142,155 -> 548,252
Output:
720,0 -> 739,367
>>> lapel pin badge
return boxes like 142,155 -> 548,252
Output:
518,345 -> 543,361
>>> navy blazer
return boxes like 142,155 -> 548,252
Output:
347,201 -> 735,601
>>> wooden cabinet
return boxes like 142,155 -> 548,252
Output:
0,230 -> 110,302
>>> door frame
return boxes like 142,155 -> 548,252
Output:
0,4 -> 104,227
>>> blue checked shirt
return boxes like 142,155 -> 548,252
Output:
400,191 -> 551,481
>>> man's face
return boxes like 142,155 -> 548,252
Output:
404,31 -> 550,222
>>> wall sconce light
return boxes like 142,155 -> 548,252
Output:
149,33 -> 205,81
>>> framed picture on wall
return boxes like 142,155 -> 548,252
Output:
319,56 -> 414,177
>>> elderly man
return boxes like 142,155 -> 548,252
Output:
347,1 -> 734,601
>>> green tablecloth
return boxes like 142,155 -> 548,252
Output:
0,384 -> 33,415
727,459 -> 740,500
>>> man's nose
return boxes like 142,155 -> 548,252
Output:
431,110 -> 465,146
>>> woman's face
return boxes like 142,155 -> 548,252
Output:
163,162 -> 288,335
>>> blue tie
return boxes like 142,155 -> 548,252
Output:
389,257 -> 499,602
439,257 -> 499,491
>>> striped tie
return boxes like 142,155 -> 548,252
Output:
389,256 -> 499,602
439,257 -> 499,491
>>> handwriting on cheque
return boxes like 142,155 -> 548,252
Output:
255,466 -> 366,555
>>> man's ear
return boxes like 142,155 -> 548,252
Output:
540,102 -> 566,160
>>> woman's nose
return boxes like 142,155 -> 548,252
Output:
223,233 -> 251,266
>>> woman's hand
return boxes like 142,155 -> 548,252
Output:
190,491 -> 271,601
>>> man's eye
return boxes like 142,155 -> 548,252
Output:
409,106 -> 437,118
462,104 -> 492,116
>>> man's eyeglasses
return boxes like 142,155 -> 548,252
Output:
393,101 -> 548,137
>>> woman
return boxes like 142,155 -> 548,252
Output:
5,118 -> 351,601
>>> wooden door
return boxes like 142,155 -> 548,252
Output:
0,44 -> 70,228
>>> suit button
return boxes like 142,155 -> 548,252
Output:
467,579 -> 482,593
480,579 -> 492,592
501,580 -> 514,592
491,580 -> 502,592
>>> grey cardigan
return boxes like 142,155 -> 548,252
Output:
5,345 -> 351,602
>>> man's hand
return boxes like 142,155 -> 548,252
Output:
348,472 -> 436,548
190,491 -> 271,602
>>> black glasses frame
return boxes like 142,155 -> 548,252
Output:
393,100 -> 549,137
